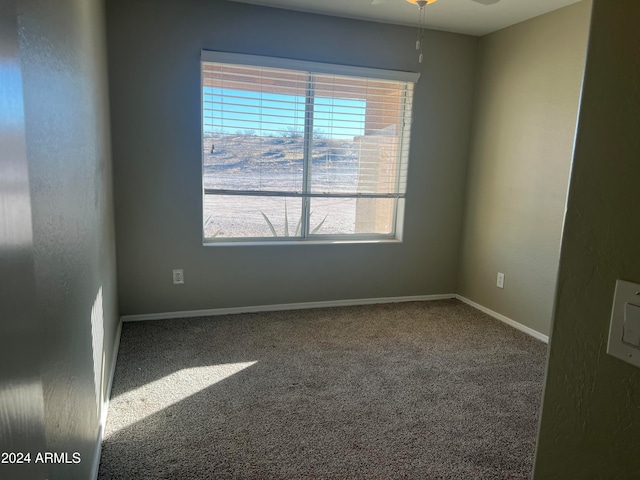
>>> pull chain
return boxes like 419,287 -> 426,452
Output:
419,6 -> 425,63
409,0 -> 436,63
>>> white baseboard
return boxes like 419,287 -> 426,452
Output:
91,318 -> 123,480
456,295 -> 549,343
121,294 -> 457,322
120,295 -> 549,343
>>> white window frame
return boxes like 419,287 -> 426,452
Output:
201,50 -> 419,245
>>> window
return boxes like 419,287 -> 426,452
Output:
201,51 -> 418,243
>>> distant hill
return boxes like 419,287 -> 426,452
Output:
204,134 -> 358,171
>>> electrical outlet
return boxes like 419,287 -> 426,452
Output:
497,272 -> 505,289
173,269 -> 184,285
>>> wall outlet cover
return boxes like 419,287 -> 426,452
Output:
172,269 -> 184,285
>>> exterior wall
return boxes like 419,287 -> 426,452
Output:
107,0 -> 478,315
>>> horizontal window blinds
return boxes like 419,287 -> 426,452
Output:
202,56 -> 416,199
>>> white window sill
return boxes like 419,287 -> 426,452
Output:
203,238 -> 402,247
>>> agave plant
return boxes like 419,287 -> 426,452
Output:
203,214 -> 221,238
261,201 -> 327,237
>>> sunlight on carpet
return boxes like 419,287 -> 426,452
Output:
106,362 -> 257,435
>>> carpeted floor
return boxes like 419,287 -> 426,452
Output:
98,299 -> 547,479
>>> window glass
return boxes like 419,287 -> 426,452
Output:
202,55 -> 415,243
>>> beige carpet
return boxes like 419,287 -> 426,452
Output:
99,299 -> 546,479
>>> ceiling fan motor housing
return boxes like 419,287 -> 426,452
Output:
407,0 -> 434,7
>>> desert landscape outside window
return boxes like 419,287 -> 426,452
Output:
201,51 -> 418,243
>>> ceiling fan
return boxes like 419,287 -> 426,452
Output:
371,0 -> 501,5
371,0 -> 501,62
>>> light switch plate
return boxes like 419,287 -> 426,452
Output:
623,303 -> 640,347
607,279 -> 640,368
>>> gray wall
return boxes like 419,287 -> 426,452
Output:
0,0 -> 119,478
457,1 -> 591,337
534,0 -> 640,476
106,0 -> 478,316
0,3 -> 47,478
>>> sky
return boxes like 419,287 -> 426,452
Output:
203,87 -> 366,140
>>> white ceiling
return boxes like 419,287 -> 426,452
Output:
224,0 -> 583,36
